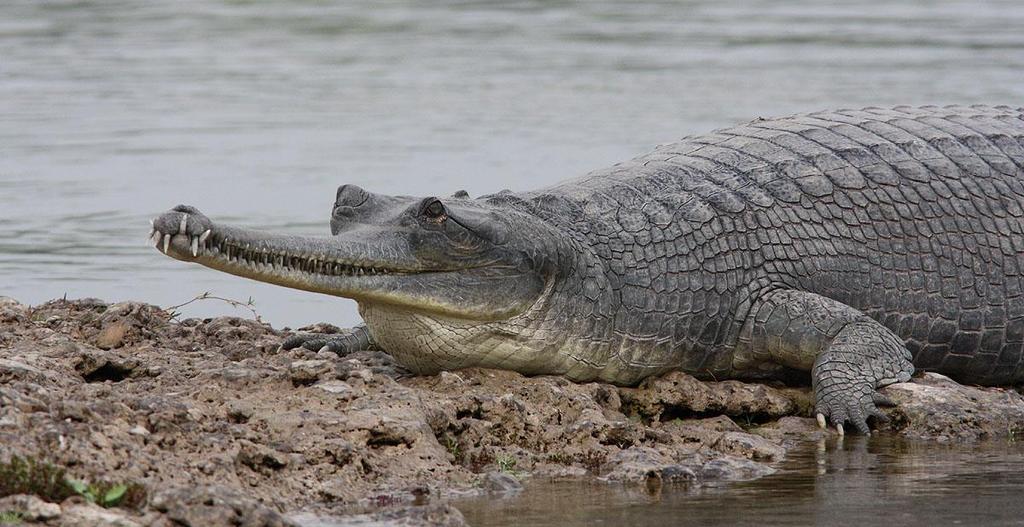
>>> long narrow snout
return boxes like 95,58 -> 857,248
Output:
154,216 -> 540,321
161,220 -> 424,294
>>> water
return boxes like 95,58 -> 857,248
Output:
2,0 -> 1023,328
455,437 -> 1024,526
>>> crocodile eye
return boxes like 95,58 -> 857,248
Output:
422,199 -> 447,221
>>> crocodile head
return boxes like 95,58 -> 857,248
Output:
156,185 -> 553,321
153,185 -> 568,373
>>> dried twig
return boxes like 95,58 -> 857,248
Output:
164,292 -> 263,322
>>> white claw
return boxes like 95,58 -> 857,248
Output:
816,413 -> 826,429
179,214 -> 188,234
836,423 -> 845,436
149,231 -> 162,247
162,233 -> 170,254
191,236 -> 199,257
199,229 -> 211,244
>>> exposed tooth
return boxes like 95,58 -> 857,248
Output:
149,219 -> 154,227
179,214 -> 188,234
162,233 -> 170,253
191,237 -> 199,257
199,229 -> 211,244
149,231 -> 161,247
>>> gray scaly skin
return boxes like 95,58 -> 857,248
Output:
151,105 -> 1024,435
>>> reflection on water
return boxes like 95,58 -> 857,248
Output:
456,437 -> 1024,527
2,1 -> 1024,327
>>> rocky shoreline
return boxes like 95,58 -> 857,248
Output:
2,297 -> 1023,526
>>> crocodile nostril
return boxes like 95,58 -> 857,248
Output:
336,184 -> 369,209
332,205 -> 357,219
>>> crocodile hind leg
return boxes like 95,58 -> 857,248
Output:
736,289 -> 914,435
281,324 -> 379,355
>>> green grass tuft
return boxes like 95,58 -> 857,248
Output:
0,456 -> 146,510
496,454 -> 519,476
0,456 -> 75,503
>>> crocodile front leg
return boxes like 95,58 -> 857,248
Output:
281,324 -> 379,355
736,289 -> 914,435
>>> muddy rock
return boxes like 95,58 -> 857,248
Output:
290,503 -> 468,527
151,485 -> 296,527
619,371 -> 803,421
59,503 -> 140,527
600,447 -> 699,484
95,321 -> 130,350
753,416 -> 825,442
4,297 -> 1024,525
530,463 -> 589,479
372,503 -> 469,526
314,380 -> 359,399
288,359 -> 332,386
699,455 -> 776,481
0,358 -> 45,384
0,297 -> 29,326
712,431 -> 787,462
481,471 -> 523,493
0,494 -> 61,521
881,373 -> 1024,441
237,440 -> 290,471
74,347 -> 138,382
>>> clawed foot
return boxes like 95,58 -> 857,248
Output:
281,325 -> 376,355
814,387 -> 895,436
149,205 -> 213,260
811,323 -> 913,436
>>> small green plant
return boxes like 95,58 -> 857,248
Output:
0,511 -> 23,525
0,456 -> 75,503
496,454 -> 519,476
0,455 -> 145,510
443,436 -> 461,460
67,480 -> 125,507
66,480 -> 146,509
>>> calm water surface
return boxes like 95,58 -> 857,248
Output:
456,437 -> 1024,526
2,0 -> 1024,327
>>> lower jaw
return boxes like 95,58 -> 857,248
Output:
358,303 -> 564,376
172,235 -> 404,299
359,303 -> 489,374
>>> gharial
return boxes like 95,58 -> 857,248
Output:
150,105 -> 1024,435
